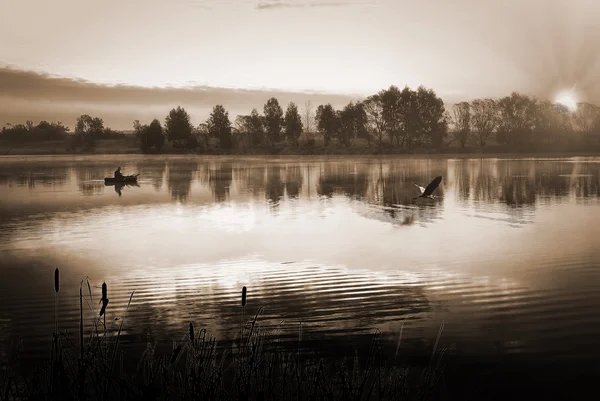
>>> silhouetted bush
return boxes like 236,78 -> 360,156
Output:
1,120 -> 69,142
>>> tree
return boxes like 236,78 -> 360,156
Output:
148,119 -> 165,151
134,119 -> 165,152
339,102 -> 367,147
397,86 -> 418,147
380,86 -> 403,145
165,106 -> 193,147
353,102 -> 370,146
249,109 -> 265,147
574,102 -> 600,144
452,102 -> 471,148
303,100 -> 314,134
531,101 -> 573,146
134,121 -> 150,152
234,115 -> 251,150
315,104 -> 339,146
363,95 -> 386,147
414,86 -> 448,148
284,102 -> 303,146
237,109 -> 267,147
75,115 -> 104,137
471,98 -> 498,148
263,97 -> 284,145
75,114 -> 104,150
1,120 -> 69,142
133,120 -> 143,139
207,105 -> 233,150
195,123 -> 211,150
495,92 -> 538,147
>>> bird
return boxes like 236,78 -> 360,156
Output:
412,176 -> 442,200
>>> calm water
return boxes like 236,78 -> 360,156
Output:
1,155 -> 600,375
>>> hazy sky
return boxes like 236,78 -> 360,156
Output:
1,0 -> 599,128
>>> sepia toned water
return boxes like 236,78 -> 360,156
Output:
1,155 -> 600,384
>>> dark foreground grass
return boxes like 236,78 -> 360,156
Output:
1,273 -> 453,401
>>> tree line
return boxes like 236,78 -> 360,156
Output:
2,85 -> 600,153
0,115 -> 124,151
452,93 -> 600,150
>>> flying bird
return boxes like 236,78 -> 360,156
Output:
412,176 -> 442,200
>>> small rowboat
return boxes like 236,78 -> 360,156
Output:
104,174 -> 139,184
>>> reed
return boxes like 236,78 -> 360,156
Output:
54,268 -> 59,335
2,276 -> 454,401
100,282 -> 108,322
241,285 -> 247,359
51,267 -> 60,394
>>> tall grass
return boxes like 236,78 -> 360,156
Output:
0,273 -> 454,401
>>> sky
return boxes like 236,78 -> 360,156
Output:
1,0 -> 599,129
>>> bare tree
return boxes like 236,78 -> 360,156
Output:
471,99 -> 498,148
452,102 -> 471,148
303,100 -> 314,134
363,95 -> 386,148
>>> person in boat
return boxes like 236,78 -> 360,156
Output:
114,167 -> 124,179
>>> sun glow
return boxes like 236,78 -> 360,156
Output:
555,90 -> 578,112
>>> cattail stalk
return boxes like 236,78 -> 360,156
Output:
53,268 -> 60,350
189,322 -> 195,344
51,268 -> 60,375
100,282 -> 108,330
54,268 -> 59,334
241,286 -> 247,354
79,283 -> 84,364
110,290 -> 134,381
101,282 -> 107,304
54,268 -> 60,293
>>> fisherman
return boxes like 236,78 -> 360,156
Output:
114,166 -> 124,179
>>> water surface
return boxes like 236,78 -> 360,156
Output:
1,155 -> 600,375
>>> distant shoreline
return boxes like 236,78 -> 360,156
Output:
3,152 -> 600,161
2,139 -> 600,159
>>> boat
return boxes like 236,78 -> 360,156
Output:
104,174 -> 140,184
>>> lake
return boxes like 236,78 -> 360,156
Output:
1,154 -> 600,396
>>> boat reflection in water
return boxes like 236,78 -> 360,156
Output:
104,181 -> 140,197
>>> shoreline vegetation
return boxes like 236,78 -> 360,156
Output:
1,86 -> 599,157
3,138 -> 600,158
1,270 -> 452,401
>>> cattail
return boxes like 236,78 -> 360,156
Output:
53,268 -> 60,350
241,286 -> 247,350
100,282 -> 109,317
54,268 -> 60,293
189,322 -> 195,342
101,282 -> 107,303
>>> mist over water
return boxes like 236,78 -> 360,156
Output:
1,155 -> 600,377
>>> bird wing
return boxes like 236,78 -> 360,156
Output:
423,176 -> 442,196
412,182 -> 425,194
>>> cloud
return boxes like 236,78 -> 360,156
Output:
0,67 -> 360,130
256,1 -> 360,10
